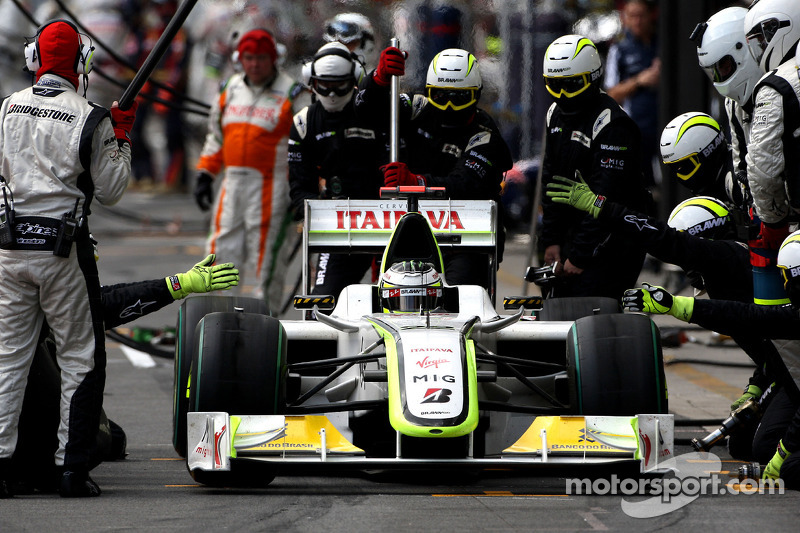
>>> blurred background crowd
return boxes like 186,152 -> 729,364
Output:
0,0 -> 746,235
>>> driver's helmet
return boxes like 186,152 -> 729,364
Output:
745,0 -> 800,72
379,261 -> 443,313
778,230 -> 800,304
667,196 -> 735,240
694,7 -> 763,105
659,112 -> 728,193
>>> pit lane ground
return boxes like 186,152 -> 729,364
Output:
3,191 -> 798,532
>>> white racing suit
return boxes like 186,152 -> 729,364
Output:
0,74 -> 131,471
746,62 -> 800,224
197,71 -> 309,312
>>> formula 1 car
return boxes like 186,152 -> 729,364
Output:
174,188 -> 673,486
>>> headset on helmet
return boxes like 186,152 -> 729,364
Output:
379,260 -> 443,313
301,42 -> 364,112
24,19 -> 94,77
425,49 -> 482,112
778,229 -> 800,303
302,42 -> 365,87
660,112 -> 728,193
692,7 -> 763,105
667,196 -> 735,240
542,34 -> 602,99
745,0 -> 800,72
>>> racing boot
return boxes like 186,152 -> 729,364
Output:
0,458 -> 13,499
59,469 -> 101,498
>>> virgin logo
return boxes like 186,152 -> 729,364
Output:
416,356 -> 449,369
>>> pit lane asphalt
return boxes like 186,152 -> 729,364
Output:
3,191 -> 798,532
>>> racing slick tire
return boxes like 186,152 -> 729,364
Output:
537,296 -> 620,321
173,295 -> 268,457
187,311 -> 287,487
566,313 -> 667,415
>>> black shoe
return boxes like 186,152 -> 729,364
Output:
59,470 -> 101,498
0,477 -> 13,499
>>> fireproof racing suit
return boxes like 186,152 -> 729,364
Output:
595,201 -> 776,392
354,73 -> 513,289
540,93 -> 651,299
746,61 -> 800,225
687,300 -> 800,487
288,98 -> 389,297
197,71 -> 309,311
0,73 -> 131,472
13,276 -> 180,490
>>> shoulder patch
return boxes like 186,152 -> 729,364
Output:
591,108 -> 612,139
293,107 -> 310,139
466,131 -> 491,149
411,94 -> 428,120
546,102 -> 557,126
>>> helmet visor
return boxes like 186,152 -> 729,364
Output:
381,287 -> 442,313
312,79 -> 354,96
544,73 -> 592,98
702,54 -> 737,83
746,17 -> 790,66
666,153 -> 701,181
426,87 -> 478,111
325,20 -> 361,43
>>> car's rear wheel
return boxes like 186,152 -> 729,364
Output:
187,311 -> 286,486
566,313 -> 667,415
537,296 -> 620,321
173,295 -> 268,457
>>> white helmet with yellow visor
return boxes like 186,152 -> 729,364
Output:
542,34 -> 602,99
425,48 -> 482,111
778,229 -> 800,303
660,112 -> 728,191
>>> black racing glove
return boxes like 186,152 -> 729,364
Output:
194,171 -> 214,211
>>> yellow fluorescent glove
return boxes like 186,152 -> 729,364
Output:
731,384 -> 763,412
545,170 -> 605,218
763,440 -> 791,481
621,282 -> 694,321
167,254 -> 239,300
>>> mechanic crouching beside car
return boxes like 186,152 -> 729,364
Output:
623,230 -> 800,488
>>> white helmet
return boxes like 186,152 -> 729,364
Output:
745,0 -> 800,72
425,49 -> 482,111
693,7 -> 763,105
667,196 -> 734,240
660,112 -> 727,191
379,261 -> 443,313
302,42 -> 364,112
323,13 -> 375,60
542,34 -> 602,99
778,229 -> 800,301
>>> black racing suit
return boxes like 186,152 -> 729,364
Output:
688,300 -> 800,487
288,98 -> 388,298
14,278 -> 176,490
598,201 -> 776,383
540,92 -> 651,299
354,73 -> 513,289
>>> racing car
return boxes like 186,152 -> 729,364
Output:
173,188 -> 673,486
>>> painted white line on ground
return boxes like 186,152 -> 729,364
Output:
120,345 -> 157,368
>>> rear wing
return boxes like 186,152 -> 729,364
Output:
302,198 -> 499,297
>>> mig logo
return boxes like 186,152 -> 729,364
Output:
421,388 -> 452,404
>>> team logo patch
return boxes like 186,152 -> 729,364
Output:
571,130 -> 591,147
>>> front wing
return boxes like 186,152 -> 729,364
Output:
187,412 -> 674,475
